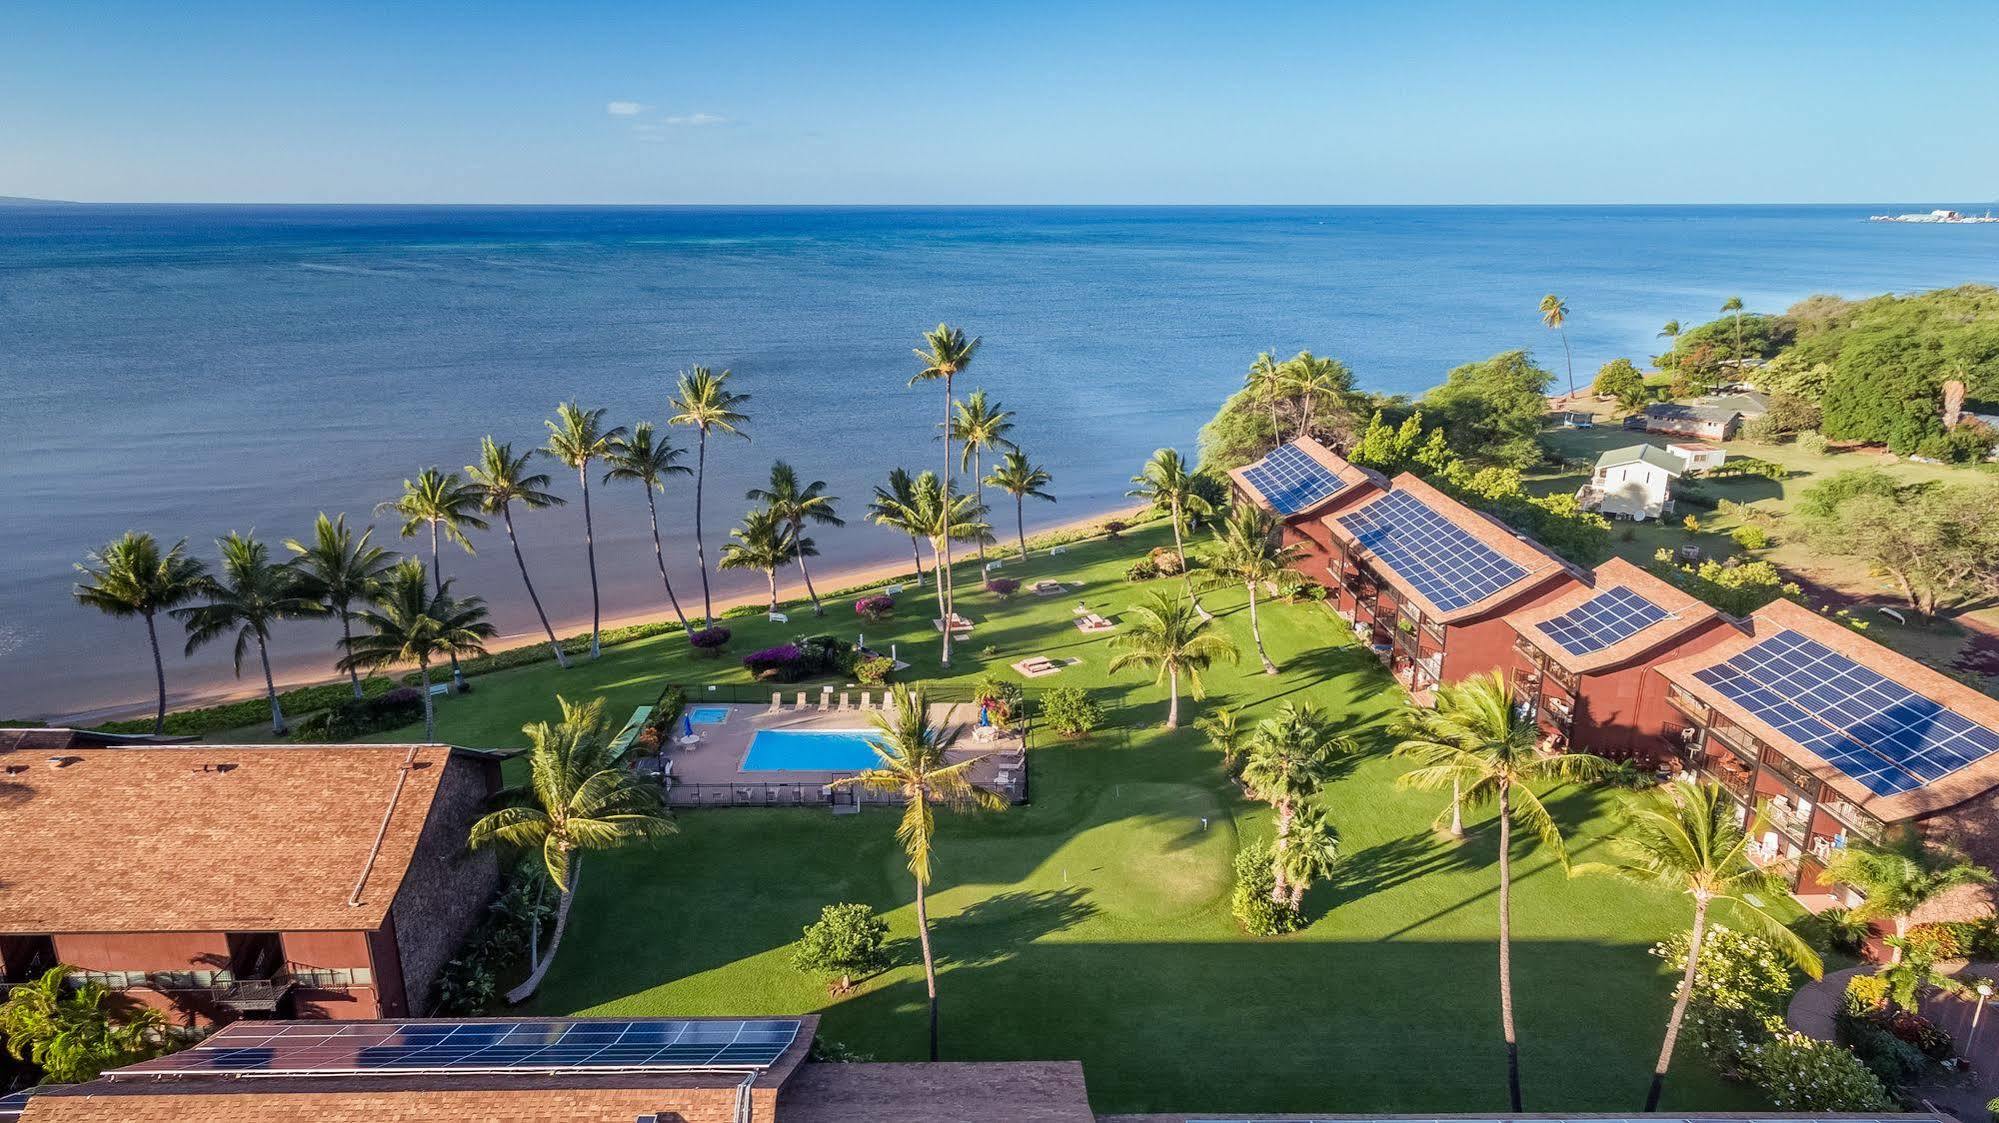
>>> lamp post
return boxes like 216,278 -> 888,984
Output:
1972,979 -> 1994,1050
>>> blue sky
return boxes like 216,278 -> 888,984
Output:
7,0 -> 1998,204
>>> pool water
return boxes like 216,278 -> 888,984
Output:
741,729 -> 884,772
687,706 -> 730,725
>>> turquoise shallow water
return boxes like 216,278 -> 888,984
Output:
741,729 -> 883,772
2,204 -> 1993,717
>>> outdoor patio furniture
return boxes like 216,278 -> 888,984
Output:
793,691 -> 808,710
838,691 -> 853,711
816,691 -> 831,712
933,614 -> 974,632
883,583 -> 903,597
1032,580 -> 1065,596
766,692 -> 782,714
1050,545 -> 1067,556
768,611 -> 789,624
985,559 -> 1003,572
427,682 -> 450,697
859,691 -> 872,710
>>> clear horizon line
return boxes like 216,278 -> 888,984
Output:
7,197 -> 1996,209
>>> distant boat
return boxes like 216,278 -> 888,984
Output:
1868,208 -> 1999,223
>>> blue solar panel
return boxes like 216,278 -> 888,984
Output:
1241,443 -> 1347,515
1692,629 -> 1999,797
1337,490 -> 1529,613
116,1018 -> 802,1078
1536,586 -> 1671,656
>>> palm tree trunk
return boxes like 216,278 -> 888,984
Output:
932,540 -> 953,667
418,660 -> 435,742
1891,915 -> 1910,964
766,569 -> 779,614
1165,668 -> 1180,729
1646,895 -> 1709,1111
1173,498 -> 1207,618
1016,495 -> 1028,560
1498,784 -> 1523,1112
795,519 -> 823,615
580,466 -> 601,660
340,609 -> 363,698
1561,328 -> 1575,399
643,491 -> 693,634
507,872 -> 577,1004
258,635 -> 287,735
1289,881 -> 1305,910
1247,581 -> 1275,674
144,612 -> 168,736
940,374 -> 954,666
1450,777 -> 1465,840
694,428 -> 713,629
1270,798 -> 1294,903
503,505 -> 569,669
909,535 -> 925,587
973,447 -> 986,563
915,874 -> 941,1062
431,522 -> 464,690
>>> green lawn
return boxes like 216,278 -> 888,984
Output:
345,525 -> 1769,1115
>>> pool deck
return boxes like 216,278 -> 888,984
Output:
658,699 -> 1026,795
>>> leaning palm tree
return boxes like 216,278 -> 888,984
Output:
1106,590 -> 1240,729
1574,782 -> 1821,1111
1394,672 -> 1611,1112
1658,320 -> 1682,344
1539,293 -> 1574,398
173,531 -> 319,735
1245,350 -> 1288,444
1720,295 -> 1746,367
467,436 -> 570,669
717,507 -> 800,614
667,366 -> 752,629
984,450 -> 1054,561
1128,448 -> 1213,614
950,390 -> 1015,562
338,559 -> 495,741
603,422 -> 695,635
544,402 -> 627,660
876,471 -> 988,667
870,467 -> 928,587
1278,804 -> 1341,911
831,684 -> 1005,1060
283,513 -> 396,698
1822,830 -> 1993,962
911,325 -> 980,616
746,461 -> 843,615
72,533 -> 209,735
468,695 -> 677,1003
1196,506 -> 1304,674
379,467 -> 489,689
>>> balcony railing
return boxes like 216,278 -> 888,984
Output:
1665,686 -> 1708,722
1541,695 -> 1576,729
1755,797 -> 1812,842
1699,761 -> 1752,803
1817,798 -> 1887,846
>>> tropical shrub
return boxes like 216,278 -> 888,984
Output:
432,869 -> 556,1016
644,686 -> 687,746
291,686 -> 426,741
743,644 -> 804,681
1038,686 -> 1102,737
1740,1030 -> 1897,1111
1886,1009 -> 1954,1059
1796,429 -> 1830,456
1103,519 -> 1128,540
1229,840 -> 1304,936
1904,920 -> 1977,961
0,965 -> 172,1083
855,594 -> 895,620
854,655 -> 893,686
1844,972 -> 1890,1015
1149,547 -> 1186,577
792,634 -> 854,676
1650,924 -> 1796,1066
971,676 -> 1026,729
1124,556 -> 1161,582
1838,1011 -> 1930,1087
791,903 -> 890,993
1731,525 -> 1770,551
99,676 -> 408,737
687,626 -> 732,656
984,577 -> 1020,599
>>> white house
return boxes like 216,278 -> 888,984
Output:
1582,444 -> 1683,521
1667,442 -> 1726,472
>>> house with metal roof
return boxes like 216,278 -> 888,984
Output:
1635,390 -> 1769,440
1581,444 -> 1684,520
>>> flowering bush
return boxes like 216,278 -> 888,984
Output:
1650,924 -> 1795,1066
1740,1030 -> 1895,1111
984,577 -> 1019,599
1903,920 -> 1977,962
743,644 -> 803,680
1149,547 -> 1186,576
688,626 -> 732,656
854,655 -> 893,686
855,594 -> 895,620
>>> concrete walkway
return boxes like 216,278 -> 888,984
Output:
1785,964 -> 1870,1041
1787,960 -> 1999,1123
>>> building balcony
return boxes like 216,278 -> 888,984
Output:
1541,695 -> 1576,730
1755,796 -> 1812,842
1665,686 -> 1708,723
1817,797 -> 1887,846
1699,760 -> 1753,804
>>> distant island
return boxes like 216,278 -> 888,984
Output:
0,195 -> 76,205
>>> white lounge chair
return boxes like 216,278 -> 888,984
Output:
883,584 -> 903,597
765,692 -> 783,715
816,691 -> 832,712
859,691 -> 872,711
793,691 -> 808,710
985,559 -> 1003,572
1050,545 -> 1068,556
768,611 -> 789,624
838,691 -> 853,711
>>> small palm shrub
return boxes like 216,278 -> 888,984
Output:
1229,840 -> 1304,936
1038,686 -> 1101,737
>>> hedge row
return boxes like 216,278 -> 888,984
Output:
95,676 -> 407,737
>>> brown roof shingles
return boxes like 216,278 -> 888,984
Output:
1507,557 -> 1724,675
778,1061 -> 1095,1123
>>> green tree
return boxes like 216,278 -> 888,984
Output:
984,449 -> 1055,561
1797,474 -> 1999,616
378,467 -> 489,689
717,507 -> 801,614
1107,590 -> 1240,729
831,684 -> 1006,1060
1194,705 -> 1249,775
468,695 -> 677,1002
951,390 -> 1016,563
72,533 -> 209,735
870,467 -> 929,587
174,531 -> 318,735
1574,782 -> 1821,1111
1540,294 -> 1574,397
1421,351 -> 1554,468
1821,830 -> 1993,960
1279,350 -> 1359,445
667,366 -> 752,629
1819,329 -> 1947,452
1277,804 -> 1341,910
1593,357 -> 1648,411
1247,350 -> 1289,443
1721,295 -> 1746,366
467,437 -> 570,669
1658,320 -> 1682,346
0,965 -> 170,1084
603,421 -> 695,635
871,471 -> 988,666
544,402 -> 627,660
1128,448 -> 1213,613
1393,672 -> 1611,1111
283,513 -> 396,698
747,461 -> 843,615
911,324 -> 981,618
1195,505 -> 1303,674
792,903 -> 891,993
1240,702 -> 1346,902
338,559 -> 495,741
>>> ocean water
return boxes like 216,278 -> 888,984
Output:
1,204 -> 1993,720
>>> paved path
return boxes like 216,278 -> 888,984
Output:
1788,961 -> 1999,1123
1785,964 -> 1870,1041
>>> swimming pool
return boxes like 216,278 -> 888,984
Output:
687,706 -> 730,725
741,729 -> 884,772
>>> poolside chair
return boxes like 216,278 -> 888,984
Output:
766,692 -> 783,715
859,691 -> 873,711
838,691 -> 853,711
793,691 -> 808,710
817,690 -> 833,712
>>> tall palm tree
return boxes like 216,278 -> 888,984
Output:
667,366 -> 752,629
831,684 -> 1005,1060
467,437 -> 570,669
173,531 -> 319,736
717,507 -> 801,614
911,325 -> 980,617
603,422 -> 695,635
1196,506 -> 1303,674
1658,320 -> 1682,344
1106,590 -> 1240,729
746,461 -> 843,615
1720,295 -> 1745,368
468,695 -> 677,1003
283,513 -> 396,698
1539,294 -> 1574,399
984,450 -> 1054,561
72,533 -> 209,735
950,390 -> 1015,562
1245,350 -> 1287,444
338,559 -> 496,742
544,402 -> 627,660
1280,351 -> 1349,442
875,471 -> 988,667
1278,804 -> 1341,911
1240,703 -> 1344,901
870,468 -> 928,587
379,468 -> 489,690
1393,672 -> 1610,1112
1822,830 -> 1993,962
1128,448 -> 1213,614
1574,782 -> 1821,1111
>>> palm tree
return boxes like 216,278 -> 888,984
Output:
0,964 -> 169,1084
1278,804 -> 1341,910
950,390 -> 1015,562
468,695 -> 677,1003
984,450 -> 1054,561
1196,506 -> 1303,674
1106,590 -> 1240,729
1822,830 -> 1993,962
72,533 -> 209,735
870,467 -> 929,588
338,559 -> 495,742
1280,351 -> 1349,442
467,437 -> 570,669
1128,448 -> 1213,614
830,684 -> 1005,1060
1720,295 -> 1746,368
1393,672 -> 1611,1112
1540,294 -> 1574,399
747,461 -> 843,615
875,471 -> 988,667
1574,782 -> 1821,1111
603,422 -> 695,635
1876,938 -> 1969,1011
1240,702 -> 1345,901
283,513 -> 396,698
173,531 -> 319,735
1194,705 -> 1249,776
1658,320 -> 1682,344
544,402 -> 627,660
667,366 -> 752,629
717,507 -> 800,614
911,324 -> 980,620
379,468 -> 489,690
1245,351 -> 1287,444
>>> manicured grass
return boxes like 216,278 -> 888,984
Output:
347,526 -> 1773,1114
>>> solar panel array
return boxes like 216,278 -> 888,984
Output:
0,1091 -> 29,1122
117,1018 -> 802,1078
1536,585 -> 1671,656
1337,490 -> 1528,613
1692,629 -> 1999,797
1241,443 -> 1347,515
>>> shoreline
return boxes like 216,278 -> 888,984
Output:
50,503 -> 1152,727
